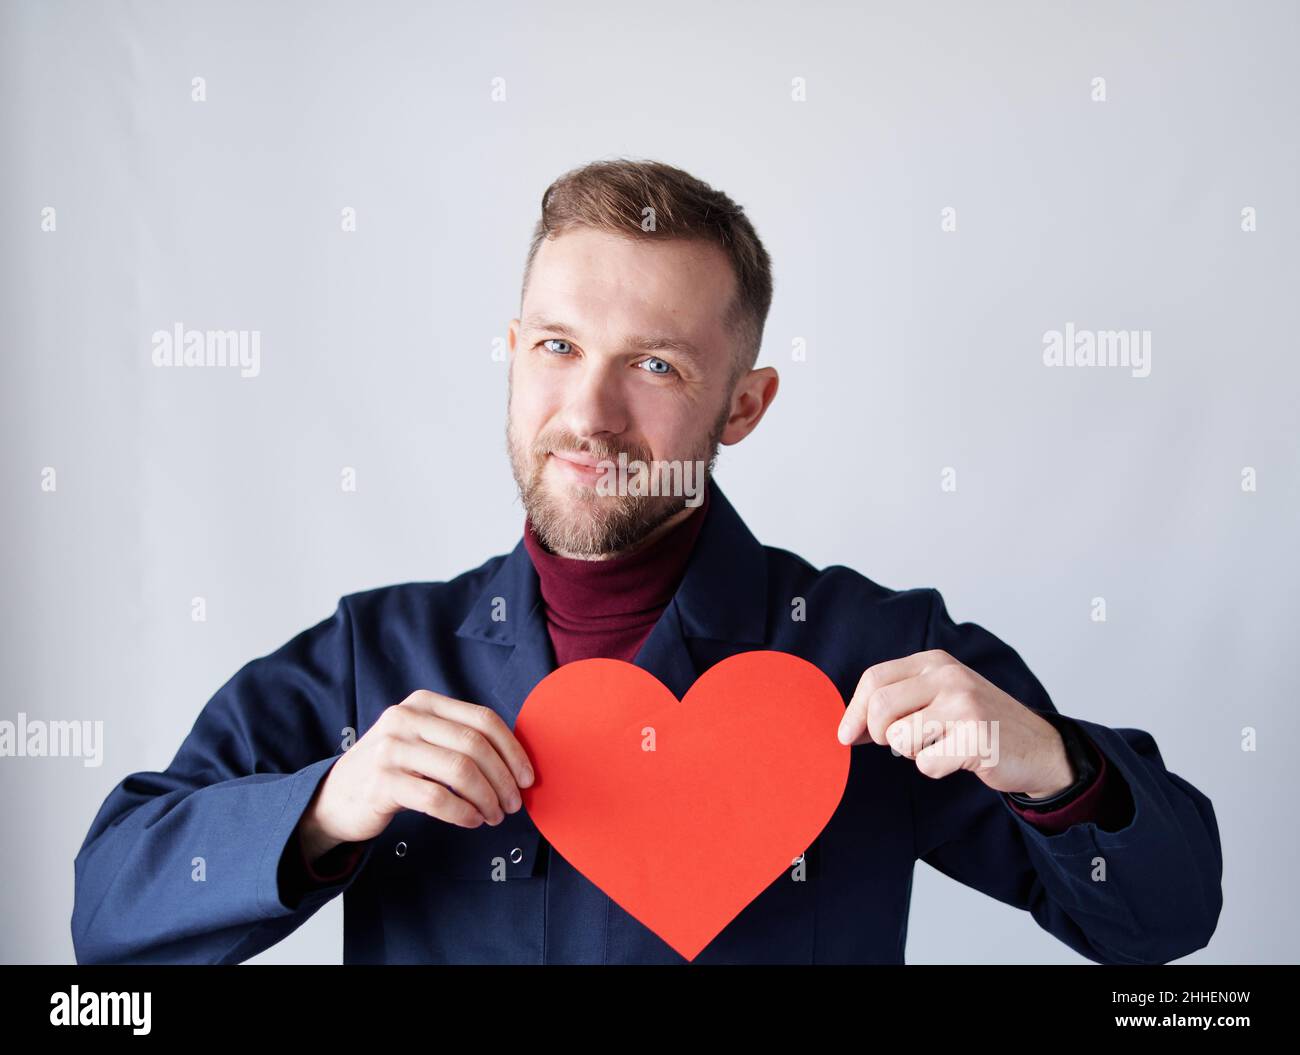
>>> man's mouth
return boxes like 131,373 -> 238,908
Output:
548,450 -> 607,481
551,450 -> 604,468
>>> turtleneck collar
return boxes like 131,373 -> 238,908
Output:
521,483 -> 712,663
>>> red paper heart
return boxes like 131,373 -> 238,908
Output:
515,650 -> 850,961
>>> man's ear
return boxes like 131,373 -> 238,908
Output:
507,318 -> 520,360
720,366 -> 780,445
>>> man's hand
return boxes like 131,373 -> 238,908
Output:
296,690 -> 535,865
837,649 -> 1074,798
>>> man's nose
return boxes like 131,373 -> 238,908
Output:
560,360 -> 628,441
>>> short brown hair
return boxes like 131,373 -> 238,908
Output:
520,158 -> 773,386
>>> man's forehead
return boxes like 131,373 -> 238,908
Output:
528,229 -> 734,315
522,242 -> 733,350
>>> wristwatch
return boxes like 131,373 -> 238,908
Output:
1006,710 -> 1100,812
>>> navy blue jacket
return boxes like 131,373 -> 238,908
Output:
71,481 -> 1223,964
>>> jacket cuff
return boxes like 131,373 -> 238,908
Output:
1008,747 -> 1110,834
300,838 -> 367,883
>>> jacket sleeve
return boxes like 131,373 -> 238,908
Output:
908,588 -> 1223,965
71,598 -> 379,964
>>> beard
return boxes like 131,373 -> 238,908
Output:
506,386 -> 729,558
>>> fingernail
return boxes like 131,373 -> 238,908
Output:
506,792 -> 521,812
520,766 -> 535,788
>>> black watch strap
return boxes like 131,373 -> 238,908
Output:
1006,711 -> 1100,812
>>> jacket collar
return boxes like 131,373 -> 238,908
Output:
455,477 -> 767,728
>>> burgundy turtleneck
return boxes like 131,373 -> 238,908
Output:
522,485 -> 711,667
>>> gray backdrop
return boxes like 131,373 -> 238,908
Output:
2,0 -> 1296,964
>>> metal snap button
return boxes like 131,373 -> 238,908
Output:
395,841 -> 407,857
509,846 -> 524,864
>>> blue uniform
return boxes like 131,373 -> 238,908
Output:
71,482 -> 1223,964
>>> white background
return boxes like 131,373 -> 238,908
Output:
2,0 -> 1296,963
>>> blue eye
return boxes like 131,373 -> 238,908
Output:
639,357 -> 675,376
539,339 -> 674,377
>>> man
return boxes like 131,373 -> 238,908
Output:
72,159 -> 1222,965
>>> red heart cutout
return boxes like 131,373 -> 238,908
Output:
515,650 -> 850,961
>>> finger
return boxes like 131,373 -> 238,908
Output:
850,650 -> 953,710
405,693 -> 535,791
883,704 -> 946,758
387,769 -> 485,828
391,738 -> 506,824
841,667 -> 946,746
842,650 -> 953,743
408,715 -> 523,816
913,730 -> 970,780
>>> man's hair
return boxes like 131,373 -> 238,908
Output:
521,158 -> 774,387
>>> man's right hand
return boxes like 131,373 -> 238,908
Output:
295,690 -> 535,865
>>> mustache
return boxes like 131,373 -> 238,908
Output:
535,436 -> 649,464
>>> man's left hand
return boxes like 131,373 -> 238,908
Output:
837,649 -> 1075,799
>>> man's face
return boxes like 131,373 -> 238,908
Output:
506,226 -> 741,557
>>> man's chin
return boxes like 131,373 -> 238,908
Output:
534,497 -> 628,539
527,491 -> 679,557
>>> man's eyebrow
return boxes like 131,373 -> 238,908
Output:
520,315 -> 577,337
520,316 -> 706,364
625,332 -> 705,363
